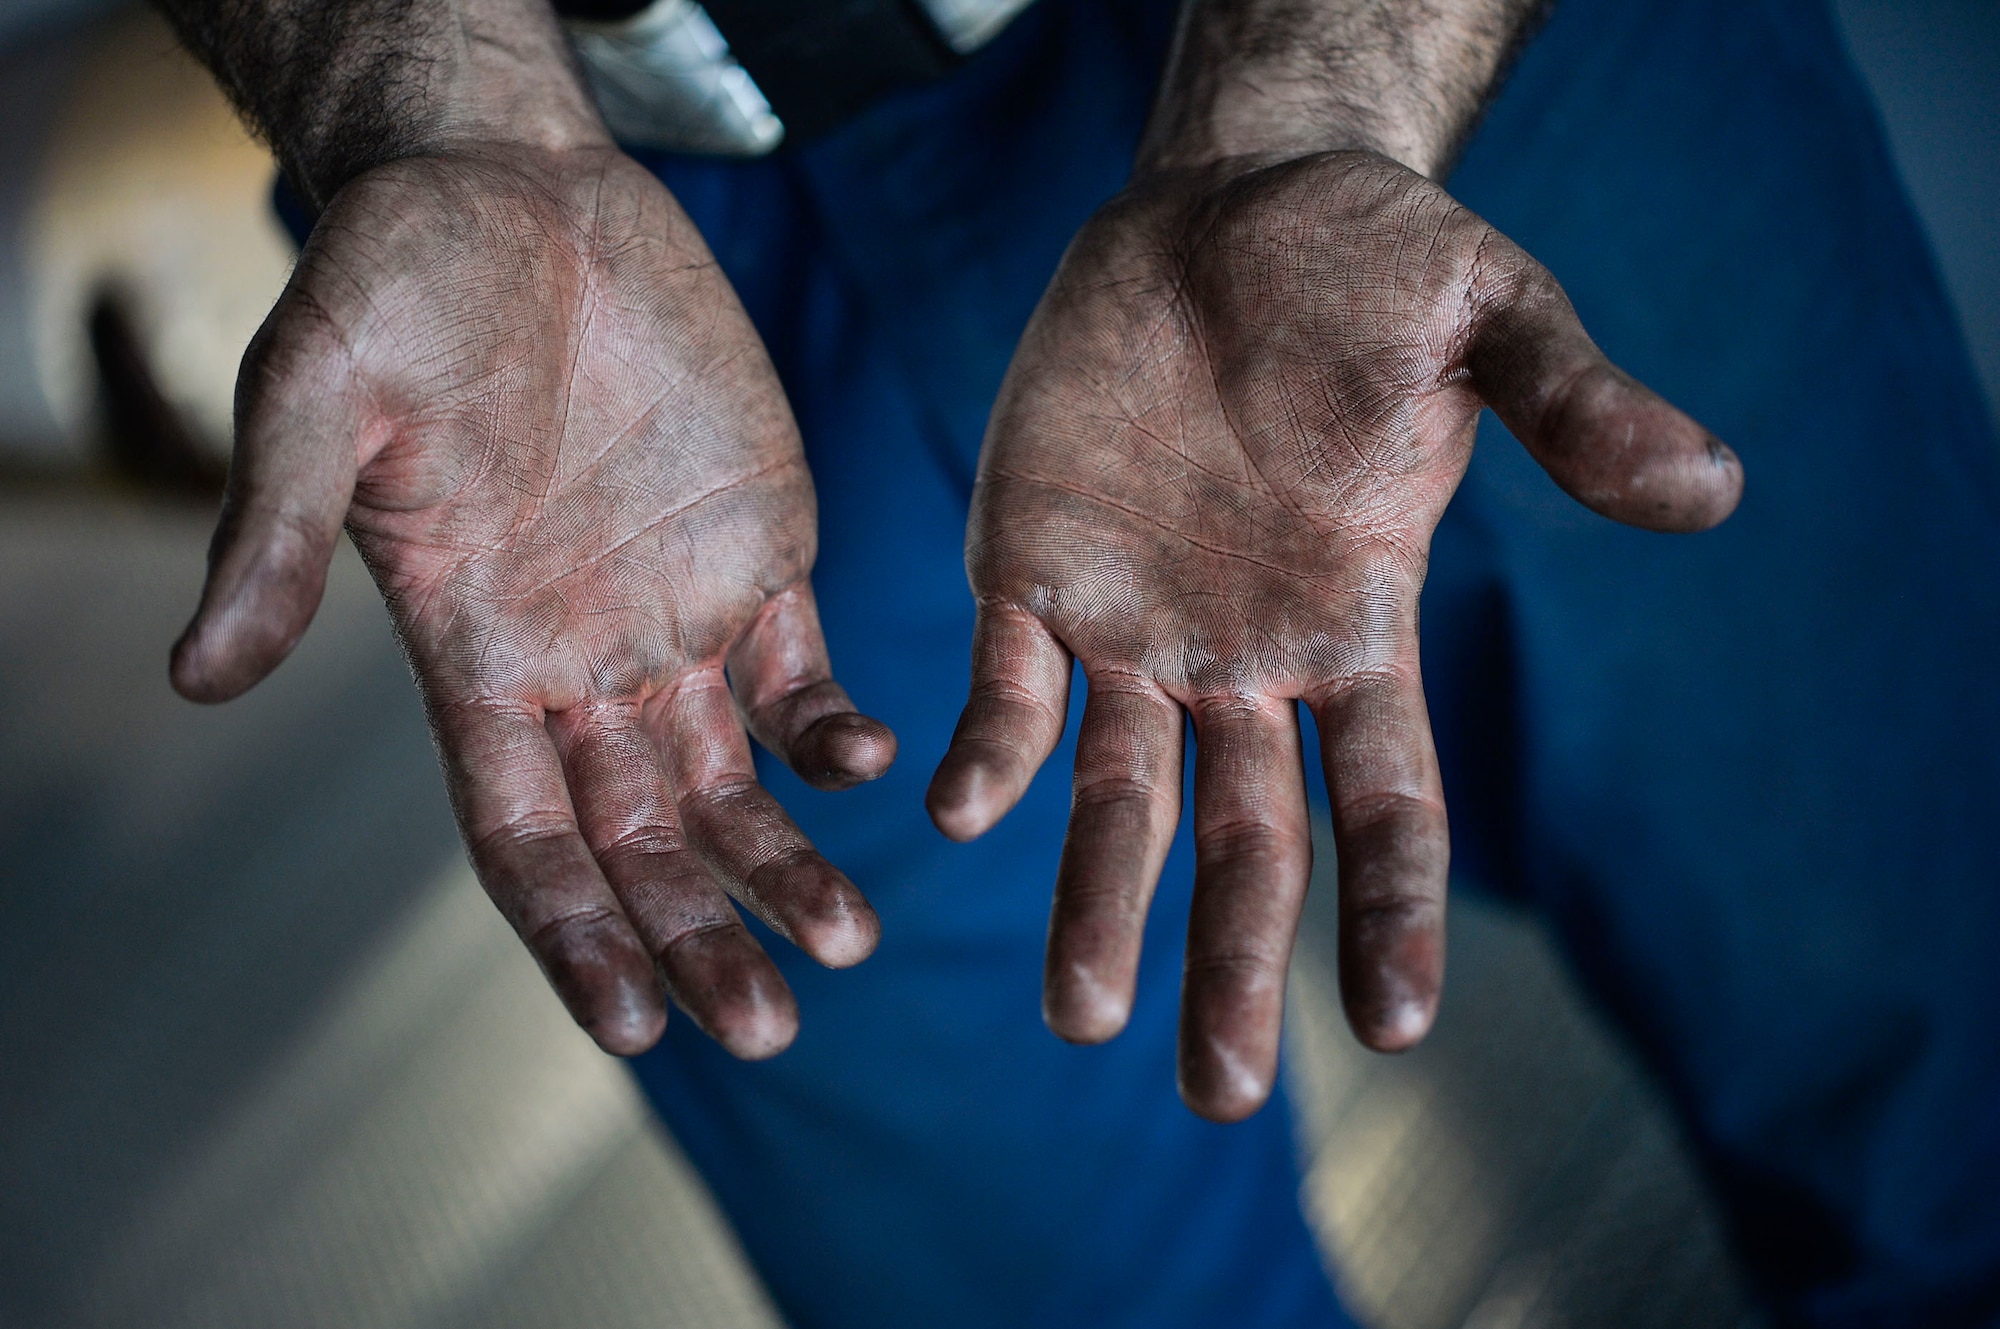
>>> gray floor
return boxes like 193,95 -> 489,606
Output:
1291,880 -> 1754,1329
0,496 -> 785,1329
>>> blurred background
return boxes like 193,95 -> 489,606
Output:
0,2 -> 1991,1326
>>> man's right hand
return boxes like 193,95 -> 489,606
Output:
171,143 -> 896,1060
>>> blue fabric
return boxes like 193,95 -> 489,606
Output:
627,0 -> 2000,1321
281,0 -> 2000,1321
281,8 -> 1345,1323
1434,2 -> 2000,1326
627,10 -> 1348,1325
620,0 -> 2000,1323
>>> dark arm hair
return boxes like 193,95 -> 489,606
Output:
1141,0 -> 1554,178
151,0 -> 607,205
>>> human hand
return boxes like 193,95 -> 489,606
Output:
927,152 -> 1741,1120
171,145 -> 895,1060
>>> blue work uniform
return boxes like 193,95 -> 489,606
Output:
620,0 -> 2000,1324
288,0 -> 2000,1323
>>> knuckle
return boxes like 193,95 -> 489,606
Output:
1339,787 -> 1447,832
1336,788 -> 1448,860
943,736 -> 1032,786
1344,892 -> 1443,937
657,914 -> 744,960
747,848 -> 840,904
1199,815 -> 1292,862
525,902 -> 624,954
1193,691 -> 1276,727
472,816 -> 575,862
1182,950 -> 1284,990
1070,770 -> 1170,811
1312,663 -> 1419,708
1053,867 -> 1145,917
971,674 -> 1064,728
751,679 -> 844,730
680,777 -> 761,821
597,823 -> 689,861
1086,664 -> 1166,697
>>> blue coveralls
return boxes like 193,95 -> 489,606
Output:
297,0 -> 2000,1322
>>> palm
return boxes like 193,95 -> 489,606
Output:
930,152 -> 1742,1120
977,161 -> 1481,706
330,154 -> 812,718
176,148 -> 895,1059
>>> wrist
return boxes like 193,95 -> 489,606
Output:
1136,66 -> 1429,181
1134,4 -> 1450,180
1133,0 -> 1552,184
1118,147 -> 1405,221
1137,80 -> 1443,182
299,4 -> 613,204
165,0 -> 613,208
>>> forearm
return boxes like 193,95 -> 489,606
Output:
152,0 -> 608,205
1139,0 -> 1551,178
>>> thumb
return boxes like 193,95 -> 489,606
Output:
171,302 -> 362,703
1468,255 -> 1744,533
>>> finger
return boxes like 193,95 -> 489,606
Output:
926,604 -> 1073,841
1468,253 -> 1743,533
1043,672 -> 1184,1044
551,706 -> 798,1060
437,699 -> 665,1056
1307,663 -> 1450,1056
728,582 -> 897,791
655,671 -> 881,969
1178,695 -> 1313,1123
171,300 -> 363,703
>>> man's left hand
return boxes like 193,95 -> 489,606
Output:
926,151 -> 1742,1120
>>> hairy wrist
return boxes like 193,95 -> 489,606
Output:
1137,0 -> 1551,181
153,0 -> 611,207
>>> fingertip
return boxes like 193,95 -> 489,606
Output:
722,1016 -> 798,1062
767,864 -> 879,968
1043,963 -> 1133,1045
925,746 -> 1022,842
529,904 -> 668,1057
1679,432 -> 1745,532
585,978 -> 669,1057
1339,902 -> 1444,1054
807,902 -> 881,969
1537,365 -> 1746,534
169,618 -> 236,704
169,519 -> 334,702
1177,1045 -> 1275,1124
794,712 -> 898,790
1176,962 -> 1284,1123
711,982 -> 800,1061
654,920 -> 802,1059
1607,422 -> 1744,534
926,797 -> 986,843
1351,994 -> 1438,1053
168,610 -> 295,703
930,608 -> 1070,837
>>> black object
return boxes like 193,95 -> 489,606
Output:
87,289 -> 227,498
553,0 -> 655,19
701,0 -> 957,137
553,0 -> 962,141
